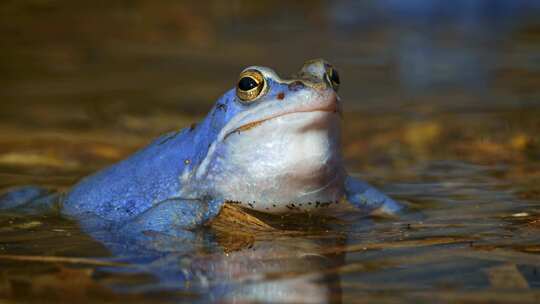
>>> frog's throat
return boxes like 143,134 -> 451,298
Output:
192,95 -> 339,181
221,169 -> 345,213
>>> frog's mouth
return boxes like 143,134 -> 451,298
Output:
225,102 -> 341,139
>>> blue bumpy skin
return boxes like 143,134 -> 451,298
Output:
2,59 -> 403,237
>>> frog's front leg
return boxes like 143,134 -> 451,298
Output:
118,197 -> 224,238
345,175 -> 404,215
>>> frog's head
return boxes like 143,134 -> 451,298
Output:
192,59 -> 345,212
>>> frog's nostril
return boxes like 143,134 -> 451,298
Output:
288,81 -> 305,91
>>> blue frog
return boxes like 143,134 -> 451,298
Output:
1,59 -> 402,238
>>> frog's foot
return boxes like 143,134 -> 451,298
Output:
345,176 -> 404,216
117,197 -> 224,238
0,186 -> 62,215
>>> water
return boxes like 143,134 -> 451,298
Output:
1,1 -> 540,303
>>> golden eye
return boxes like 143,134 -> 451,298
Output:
236,70 -> 266,102
325,67 -> 340,92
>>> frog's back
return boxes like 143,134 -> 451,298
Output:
61,95 -> 230,223
63,129 -> 194,222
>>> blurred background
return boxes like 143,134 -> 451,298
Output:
1,1 -> 540,302
1,0 -> 539,184
1,0 -> 539,186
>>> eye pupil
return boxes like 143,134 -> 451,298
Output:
236,70 -> 266,102
238,77 -> 258,91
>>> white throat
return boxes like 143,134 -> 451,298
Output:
197,111 -> 345,213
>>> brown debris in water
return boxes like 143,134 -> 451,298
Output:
209,203 -> 275,233
209,203 -> 275,252
341,236 -> 476,254
0,254 -> 125,267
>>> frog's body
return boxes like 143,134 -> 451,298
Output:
2,59 -> 402,236
63,108 -> 218,223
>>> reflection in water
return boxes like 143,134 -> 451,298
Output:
196,235 -> 343,303
85,214 -> 346,304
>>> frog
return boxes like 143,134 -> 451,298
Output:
1,59 -> 403,238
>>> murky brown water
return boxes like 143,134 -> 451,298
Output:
1,1 -> 540,303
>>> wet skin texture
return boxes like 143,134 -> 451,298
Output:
1,59 -> 402,238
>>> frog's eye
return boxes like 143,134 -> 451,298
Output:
236,70 -> 266,103
325,67 -> 340,92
